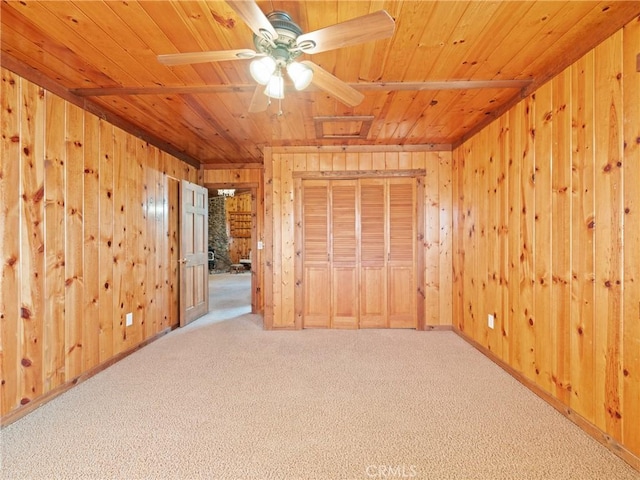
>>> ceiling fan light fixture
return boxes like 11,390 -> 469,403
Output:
250,56 -> 276,85
287,61 -> 313,90
264,71 -> 285,99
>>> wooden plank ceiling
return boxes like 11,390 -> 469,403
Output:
2,1 -> 639,166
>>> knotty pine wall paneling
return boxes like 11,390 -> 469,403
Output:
83,111 -> 100,372
0,68 -> 198,421
44,92 -> 66,393
593,29 -> 624,442
264,147 -> 453,330
167,175 -> 180,330
22,79 -> 46,402
621,14 -> 640,459
98,115 -> 115,364
452,18 -> 640,464
569,50 -> 596,423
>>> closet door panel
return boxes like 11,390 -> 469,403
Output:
388,179 -> 416,328
303,265 -> 331,328
360,180 -> 387,328
331,181 -> 358,328
360,267 -> 386,328
302,181 -> 330,327
332,267 -> 358,328
388,265 -> 416,328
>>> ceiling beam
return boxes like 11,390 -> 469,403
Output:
70,79 -> 533,97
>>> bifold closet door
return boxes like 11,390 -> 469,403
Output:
359,178 -> 416,329
387,179 -> 416,328
330,181 -> 358,328
360,180 -> 387,328
301,181 -> 330,328
301,177 -> 416,329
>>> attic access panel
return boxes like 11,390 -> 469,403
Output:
314,116 -> 375,140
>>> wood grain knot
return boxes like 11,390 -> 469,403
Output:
212,12 -> 235,29
33,186 -> 45,203
21,358 -> 32,367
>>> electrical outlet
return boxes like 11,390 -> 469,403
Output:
257,241 -> 264,250
488,314 -> 495,330
125,312 -> 133,327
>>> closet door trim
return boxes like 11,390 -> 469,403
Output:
297,175 -> 425,329
293,169 -> 425,180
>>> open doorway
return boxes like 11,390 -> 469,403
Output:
208,272 -> 251,321
207,189 -> 252,318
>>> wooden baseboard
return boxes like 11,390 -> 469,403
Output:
423,324 -> 453,331
1,327 -> 174,428
269,324 -> 453,331
452,327 -> 640,473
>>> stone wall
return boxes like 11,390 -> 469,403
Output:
208,196 -> 231,271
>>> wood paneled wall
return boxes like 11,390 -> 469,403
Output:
0,68 -> 198,421
452,19 -> 640,462
202,167 -> 263,313
263,147 -> 452,330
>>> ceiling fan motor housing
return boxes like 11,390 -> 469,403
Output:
254,11 -> 305,64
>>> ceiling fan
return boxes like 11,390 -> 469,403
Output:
157,1 -> 395,113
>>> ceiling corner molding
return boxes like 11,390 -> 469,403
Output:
0,53 -> 201,169
271,144 -> 452,154
353,79 -> 533,92
201,162 -> 264,170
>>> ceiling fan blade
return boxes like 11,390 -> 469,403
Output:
248,85 -> 269,113
226,0 -> 277,41
296,10 -> 395,55
301,61 -> 364,107
158,49 -> 257,65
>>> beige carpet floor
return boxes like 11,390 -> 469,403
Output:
1,274 -> 638,480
